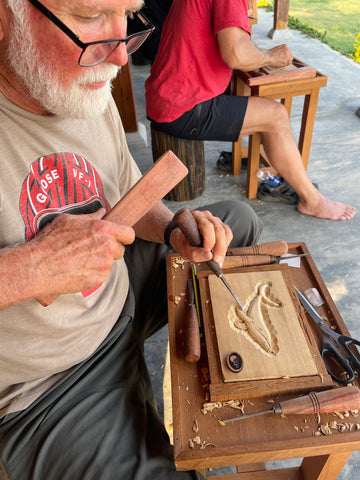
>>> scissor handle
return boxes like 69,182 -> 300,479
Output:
339,335 -> 360,370
321,339 -> 356,385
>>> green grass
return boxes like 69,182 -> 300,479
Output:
264,0 -> 360,58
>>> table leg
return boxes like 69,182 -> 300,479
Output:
232,78 -> 251,176
298,88 -> 320,171
300,452 -> 352,480
246,132 -> 261,198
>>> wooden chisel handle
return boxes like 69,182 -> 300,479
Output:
222,255 -> 277,269
173,208 -> 220,275
184,279 -> 201,363
279,386 -> 360,415
38,151 -> 188,306
227,240 -> 288,257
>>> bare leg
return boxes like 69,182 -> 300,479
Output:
240,97 -> 355,220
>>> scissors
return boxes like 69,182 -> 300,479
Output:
295,286 -> 360,385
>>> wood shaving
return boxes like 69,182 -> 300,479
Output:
225,399 -> 245,412
192,420 -> 199,433
171,257 -> 187,270
320,423 -> 332,435
200,442 -> 217,449
201,401 -> 223,413
201,399 -> 245,414
334,412 -> 345,420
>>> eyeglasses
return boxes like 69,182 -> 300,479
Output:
27,0 -> 155,67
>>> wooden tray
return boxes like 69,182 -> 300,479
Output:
165,242 -> 360,471
239,58 -> 317,86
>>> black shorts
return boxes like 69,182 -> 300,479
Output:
149,94 -> 249,142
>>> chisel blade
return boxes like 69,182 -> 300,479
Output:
219,274 -> 245,310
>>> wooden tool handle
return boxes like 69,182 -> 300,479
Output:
173,208 -> 202,247
173,208 -> 222,279
279,386 -> 360,415
184,306 -> 200,363
227,240 -> 288,257
184,278 -> 201,363
223,255 -> 277,269
38,151 -> 188,306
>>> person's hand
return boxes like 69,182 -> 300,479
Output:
169,210 -> 233,267
266,44 -> 293,68
30,209 -> 135,296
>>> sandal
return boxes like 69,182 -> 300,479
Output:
257,180 -> 319,205
216,151 -> 232,172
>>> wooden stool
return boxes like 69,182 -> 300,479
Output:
151,126 -> 205,201
232,59 -> 328,198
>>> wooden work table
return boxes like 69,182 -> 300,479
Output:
166,243 -> 360,479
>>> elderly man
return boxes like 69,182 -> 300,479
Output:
0,1 -> 263,479
145,0 -> 355,221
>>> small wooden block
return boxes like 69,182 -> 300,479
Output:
241,58 -> 317,86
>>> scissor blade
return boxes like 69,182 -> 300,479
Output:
294,286 -> 324,327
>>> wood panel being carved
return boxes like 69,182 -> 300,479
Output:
208,270 -> 317,383
229,281 -> 281,358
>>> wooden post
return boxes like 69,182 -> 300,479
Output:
151,127 -> 205,201
273,0 -> 290,30
112,62 -> 138,133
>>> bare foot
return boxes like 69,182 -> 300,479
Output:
297,193 -> 355,220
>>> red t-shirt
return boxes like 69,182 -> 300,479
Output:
145,0 -> 251,123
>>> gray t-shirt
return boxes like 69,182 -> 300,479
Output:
0,93 -> 141,416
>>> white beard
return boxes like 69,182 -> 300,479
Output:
7,4 -> 120,118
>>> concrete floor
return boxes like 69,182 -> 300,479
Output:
126,9 -> 360,478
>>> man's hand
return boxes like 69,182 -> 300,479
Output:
0,209 -> 136,309
263,44 -> 293,69
32,209 -> 135,296
168,210 -> 233,267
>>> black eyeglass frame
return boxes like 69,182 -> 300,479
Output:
27,0 -> 155,66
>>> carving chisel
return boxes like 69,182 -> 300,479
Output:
173,208 -> 245,310
222,386 -> 360,423
226,240 -> 288,257
222,253 -> 311,269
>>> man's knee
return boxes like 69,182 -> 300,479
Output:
245,97 -> 290,134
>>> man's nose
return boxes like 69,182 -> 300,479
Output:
106,16 -> 129,66
107,41 -> 129,67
